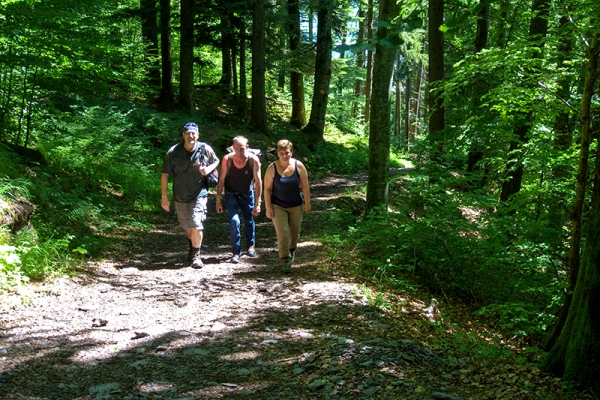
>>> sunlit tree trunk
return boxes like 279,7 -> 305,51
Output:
249,0 -> 269,133
410,61 -> 422,141
179,0 -> 195,113
404,75 -> 411,146
364,0 -> 374,124
365,0 -> 400,213
158,0 -> 174,108
394,80 -> 402,137
288,0 -> 305,128
353,7 -> 365,117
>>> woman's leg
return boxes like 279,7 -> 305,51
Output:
288,205 -> 303,251
272,205 -> 290,260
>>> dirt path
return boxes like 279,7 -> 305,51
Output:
0,174 -> 578,399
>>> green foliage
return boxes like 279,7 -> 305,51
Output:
476,302 -> 555,338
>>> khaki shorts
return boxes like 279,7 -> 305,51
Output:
175,197 -> 207,230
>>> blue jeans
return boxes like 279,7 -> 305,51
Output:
224,191 -> 255,255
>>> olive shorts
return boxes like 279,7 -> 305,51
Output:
175,196 -> 208,230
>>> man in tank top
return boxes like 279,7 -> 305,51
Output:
215,136 -> 262,263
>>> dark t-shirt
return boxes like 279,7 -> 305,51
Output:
225,154 -> 255,194
271,160 -> 303,208
162,142 -> 218,203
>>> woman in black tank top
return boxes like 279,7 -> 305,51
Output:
263,139 -> 311,272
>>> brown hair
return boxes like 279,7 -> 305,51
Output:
276,139 -> 293,152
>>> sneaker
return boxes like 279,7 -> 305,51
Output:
231,254 -> 241,263
283,257 -> 292,273
247,247 -> 256,257
191,250 -> 203,269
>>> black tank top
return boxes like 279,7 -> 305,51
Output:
225,155 -> 254,194
271,160 -> 303,208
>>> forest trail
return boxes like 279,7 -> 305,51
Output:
0,174 -> 577,399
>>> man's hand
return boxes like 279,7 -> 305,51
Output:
161,198 -> 170,212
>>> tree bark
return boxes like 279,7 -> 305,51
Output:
140,0 -> 160,88
249,0 -> 269,133
365,0 -> 400,213
364,0 -> 374,123
219,10 -> 234,90
288,0 -> 306,128
158,0 -> 174,108
237,19 -> 248,119
353,7 -> 365,117
428,0 -> 445,154
179,0 -> 195,113
303,0 -> 333,145
410,61 -> 422,141
541,37 -> 600,391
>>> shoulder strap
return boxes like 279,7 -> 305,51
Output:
227,153 -> 254,171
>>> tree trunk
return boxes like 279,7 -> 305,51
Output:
158,0 -> 174,108
140,0 -> 161,88
365,0 -> 400,213
541,38 -> 600,392
179,0 -> 195,113
410,61 -> 422,141
249,0 -> 269,133
288,0 -> 306,128
428,0 -> 445,154
303,0 -> 332,145
219,12 -> 234,90
394,80 -> 402,137
542,33 -> 600,353
237,20 -> 248,119
353,7 -> 365,117
364,0 -> 374,123
404,75 -> 411,146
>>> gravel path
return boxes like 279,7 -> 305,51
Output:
0,174 -> 582,399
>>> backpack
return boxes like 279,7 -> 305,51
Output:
200,143 -> 219,188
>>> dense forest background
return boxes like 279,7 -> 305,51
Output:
1,0 -> 600,394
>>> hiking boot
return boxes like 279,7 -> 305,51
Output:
191,249 -> 203,269
231,254 -> 241,263
247,247 -> 256,257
